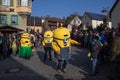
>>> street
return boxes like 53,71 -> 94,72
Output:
0,45 -> 113,80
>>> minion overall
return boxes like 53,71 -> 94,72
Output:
42,30 -> 53,61
52,27 -> 80,73
19,33 -> 32,60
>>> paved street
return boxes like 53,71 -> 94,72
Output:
0,46 -> 113,80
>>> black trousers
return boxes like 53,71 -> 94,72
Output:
57,59 -> 68,70
44,47 -> 52,61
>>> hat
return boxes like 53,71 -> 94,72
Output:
116,21 -> 120,30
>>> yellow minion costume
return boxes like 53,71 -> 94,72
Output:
18,33 -> 32,60
52,27 -> 79,72
42,30 -> 53,61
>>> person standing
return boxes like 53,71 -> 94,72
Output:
12,38 -> 17,56
110,22 -> 120,79
42,29 -> 53,62
18,32 -> 32,60
90,36 -> 101,76
0,32 -> 3,60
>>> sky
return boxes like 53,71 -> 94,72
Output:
31,0 -> 115,18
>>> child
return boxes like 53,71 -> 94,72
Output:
12,38 -> 17,56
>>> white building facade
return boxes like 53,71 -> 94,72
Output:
110,0 -> 120,28
67,16 -> 82,32
82,12 -> 112,29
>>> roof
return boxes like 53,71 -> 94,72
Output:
45,17 -> 63,23
66,15 -> 82,25
0,25 -> 24,32
85,12 -> 106,21
109,0 -> 119,16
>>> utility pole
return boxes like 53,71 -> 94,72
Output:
101,7 -> 110,28
34,16 -> 36,31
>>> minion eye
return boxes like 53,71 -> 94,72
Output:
64,38 -> 69,43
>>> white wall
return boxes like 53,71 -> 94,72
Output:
67,16 -> 82,32
71,16 -> 81,26
92,20 -> 103,29
111,1 -> 120,28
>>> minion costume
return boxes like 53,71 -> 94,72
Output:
42,30 -> 53,61
18,33 -> 32,60
52,27 -> 79,73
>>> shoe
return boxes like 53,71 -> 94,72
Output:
44,58 -> 46,62
27,57 -> 30,60
62,69 -> 67,73
88,73 -> 96,76
57,70 -> 61,73
49,58 -> 52,61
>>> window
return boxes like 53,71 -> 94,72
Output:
21,0 -> 27,6
17,0 -> 21,6
2,0 -> 10,6
17,0 -> 31,7
11,15 -> 18,25
1,0 -> 13,6
28,0 -> 32,7
0,15 -> 7,24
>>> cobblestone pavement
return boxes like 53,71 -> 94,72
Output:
0,46 -> 114,80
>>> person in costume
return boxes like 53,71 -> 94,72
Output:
42,29 -> 53,61
19,32 -> 32,60
52,27 -> 80,73
12,38 -> 17,56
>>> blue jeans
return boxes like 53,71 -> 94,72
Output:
92,59 -> 98,74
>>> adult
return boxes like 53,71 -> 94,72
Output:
52,27 -> 80,73
42,29 -> 53,61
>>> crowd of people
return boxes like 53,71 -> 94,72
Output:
0,31 -> 43,60
0,22 -> 120,78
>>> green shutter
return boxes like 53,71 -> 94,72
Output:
0,0 -> 2,6
10,0 -> 13,6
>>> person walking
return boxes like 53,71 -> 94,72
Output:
52,27 -> 80,73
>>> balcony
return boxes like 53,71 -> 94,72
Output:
16,6 -> 31,16
0,6 -> 14,12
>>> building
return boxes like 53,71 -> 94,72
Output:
0,0 -> 34,31
82,12 -> 112,29
27,16 -> 43,33
110,0 -> 120,28
66,15 -> 82,32
43,17 -> 64,31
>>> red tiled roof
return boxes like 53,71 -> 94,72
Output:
46,17 -> 63,22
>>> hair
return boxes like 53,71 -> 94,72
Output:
93,36 -> 99,40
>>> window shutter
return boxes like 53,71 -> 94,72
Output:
10,0 -> 13,6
